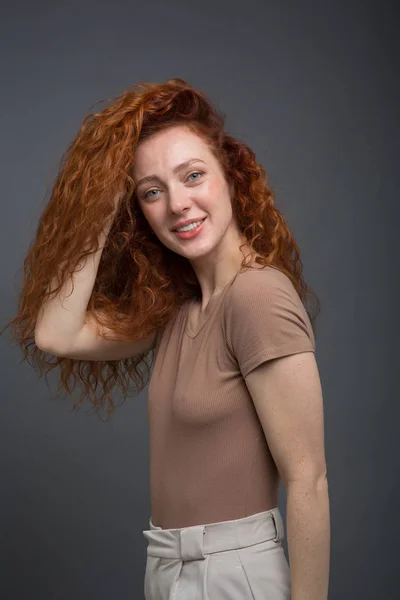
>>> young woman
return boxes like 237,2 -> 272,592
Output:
4,78 -> 330,600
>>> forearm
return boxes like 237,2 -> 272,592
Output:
35,206 -> 118,350
286,477 -> 330,600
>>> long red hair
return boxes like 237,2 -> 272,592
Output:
2,78 -> 320,421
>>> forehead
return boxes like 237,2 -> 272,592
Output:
133,126 -> 211,173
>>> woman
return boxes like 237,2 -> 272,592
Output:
3,78 -> 330,599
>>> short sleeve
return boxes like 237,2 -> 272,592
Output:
225,267 -> 316,377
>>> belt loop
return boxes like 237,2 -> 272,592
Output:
180,525 -> 206,561
270,508 -> 284,543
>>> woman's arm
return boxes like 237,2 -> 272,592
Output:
34,198 -> 120,352
244,351 -> 330,600
286,476 -> 330,600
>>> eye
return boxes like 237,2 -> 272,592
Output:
143,172 -> 204,200
187,171 -> 203,181
144,189 -> 159,199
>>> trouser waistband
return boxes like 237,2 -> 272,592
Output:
142,507 -> 284,561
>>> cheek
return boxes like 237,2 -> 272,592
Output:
202,179 -> 226,206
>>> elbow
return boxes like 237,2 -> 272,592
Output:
283,468 -> 329,491
34,330 -> 48,352
34,331 -> 66,356
303,472 -> 329,493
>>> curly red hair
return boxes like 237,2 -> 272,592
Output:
2,78 -> 320,421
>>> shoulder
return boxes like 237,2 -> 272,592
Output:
224,264 -> 316,374
228,264 -> 299,303
224,263 -> 314,344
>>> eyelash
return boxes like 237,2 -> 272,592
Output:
143,171 -> 204,199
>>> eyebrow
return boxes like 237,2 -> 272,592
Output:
135,158 -> 206,189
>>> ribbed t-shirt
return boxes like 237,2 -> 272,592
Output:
147,262 -> 316,529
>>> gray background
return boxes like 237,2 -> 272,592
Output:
1,1 -> 398,598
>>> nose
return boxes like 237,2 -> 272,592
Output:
167,187 -> 193,214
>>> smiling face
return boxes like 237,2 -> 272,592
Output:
133,124 -> 244,264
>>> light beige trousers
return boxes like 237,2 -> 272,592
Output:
142,507 -> 290,599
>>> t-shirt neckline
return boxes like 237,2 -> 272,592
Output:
184,270 -> 241,338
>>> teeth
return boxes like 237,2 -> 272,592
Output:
176,219 -> 203,232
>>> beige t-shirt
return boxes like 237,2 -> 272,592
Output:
147,263 -> 316,529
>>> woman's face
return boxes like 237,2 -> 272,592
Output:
133,125 -> 240,262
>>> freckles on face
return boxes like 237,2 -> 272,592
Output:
132,127 -> 233,228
